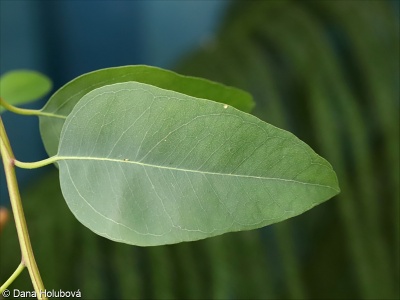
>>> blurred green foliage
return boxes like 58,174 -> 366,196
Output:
1,1 -> 399,299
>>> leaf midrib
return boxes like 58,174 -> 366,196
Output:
55,155 -> 338,192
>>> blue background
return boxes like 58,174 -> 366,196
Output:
0,0 -> 229,205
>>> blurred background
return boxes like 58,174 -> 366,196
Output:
0,1 -> 399,299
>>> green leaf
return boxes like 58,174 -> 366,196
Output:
39,65 -> 254,157
55,82 -> 339,246
0,70 -> 52,113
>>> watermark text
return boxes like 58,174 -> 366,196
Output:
2,288 -> 81,298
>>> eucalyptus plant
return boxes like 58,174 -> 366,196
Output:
0,66 -> 339,299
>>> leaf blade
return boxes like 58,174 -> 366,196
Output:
40,65 -> 254,157
57,82 -> 339,246
0,70 -> 52,113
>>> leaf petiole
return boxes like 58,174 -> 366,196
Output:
0,262 -> 25,293
14,156 -> 59,169
0,97 -> 66,119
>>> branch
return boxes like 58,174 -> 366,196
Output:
0,117 -> 47,300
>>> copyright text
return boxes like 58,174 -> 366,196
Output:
2,289 -> 81,298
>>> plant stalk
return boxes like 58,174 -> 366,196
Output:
0,117 -> 47,300
0,262 -> 25,293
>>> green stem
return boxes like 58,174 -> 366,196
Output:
0,262 -> 25,293
0,117 -> 47,300
0,97 -> 66,119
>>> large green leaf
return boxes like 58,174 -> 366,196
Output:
55,82 -> 339,246
0,70 -> 52,113
39,65 -> 254,157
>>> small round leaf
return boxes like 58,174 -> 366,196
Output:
0,70 -> 52,112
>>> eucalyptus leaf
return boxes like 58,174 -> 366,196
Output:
0,70 -> 52,113
40,65 -> 254,157
55,82 -> 339,246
